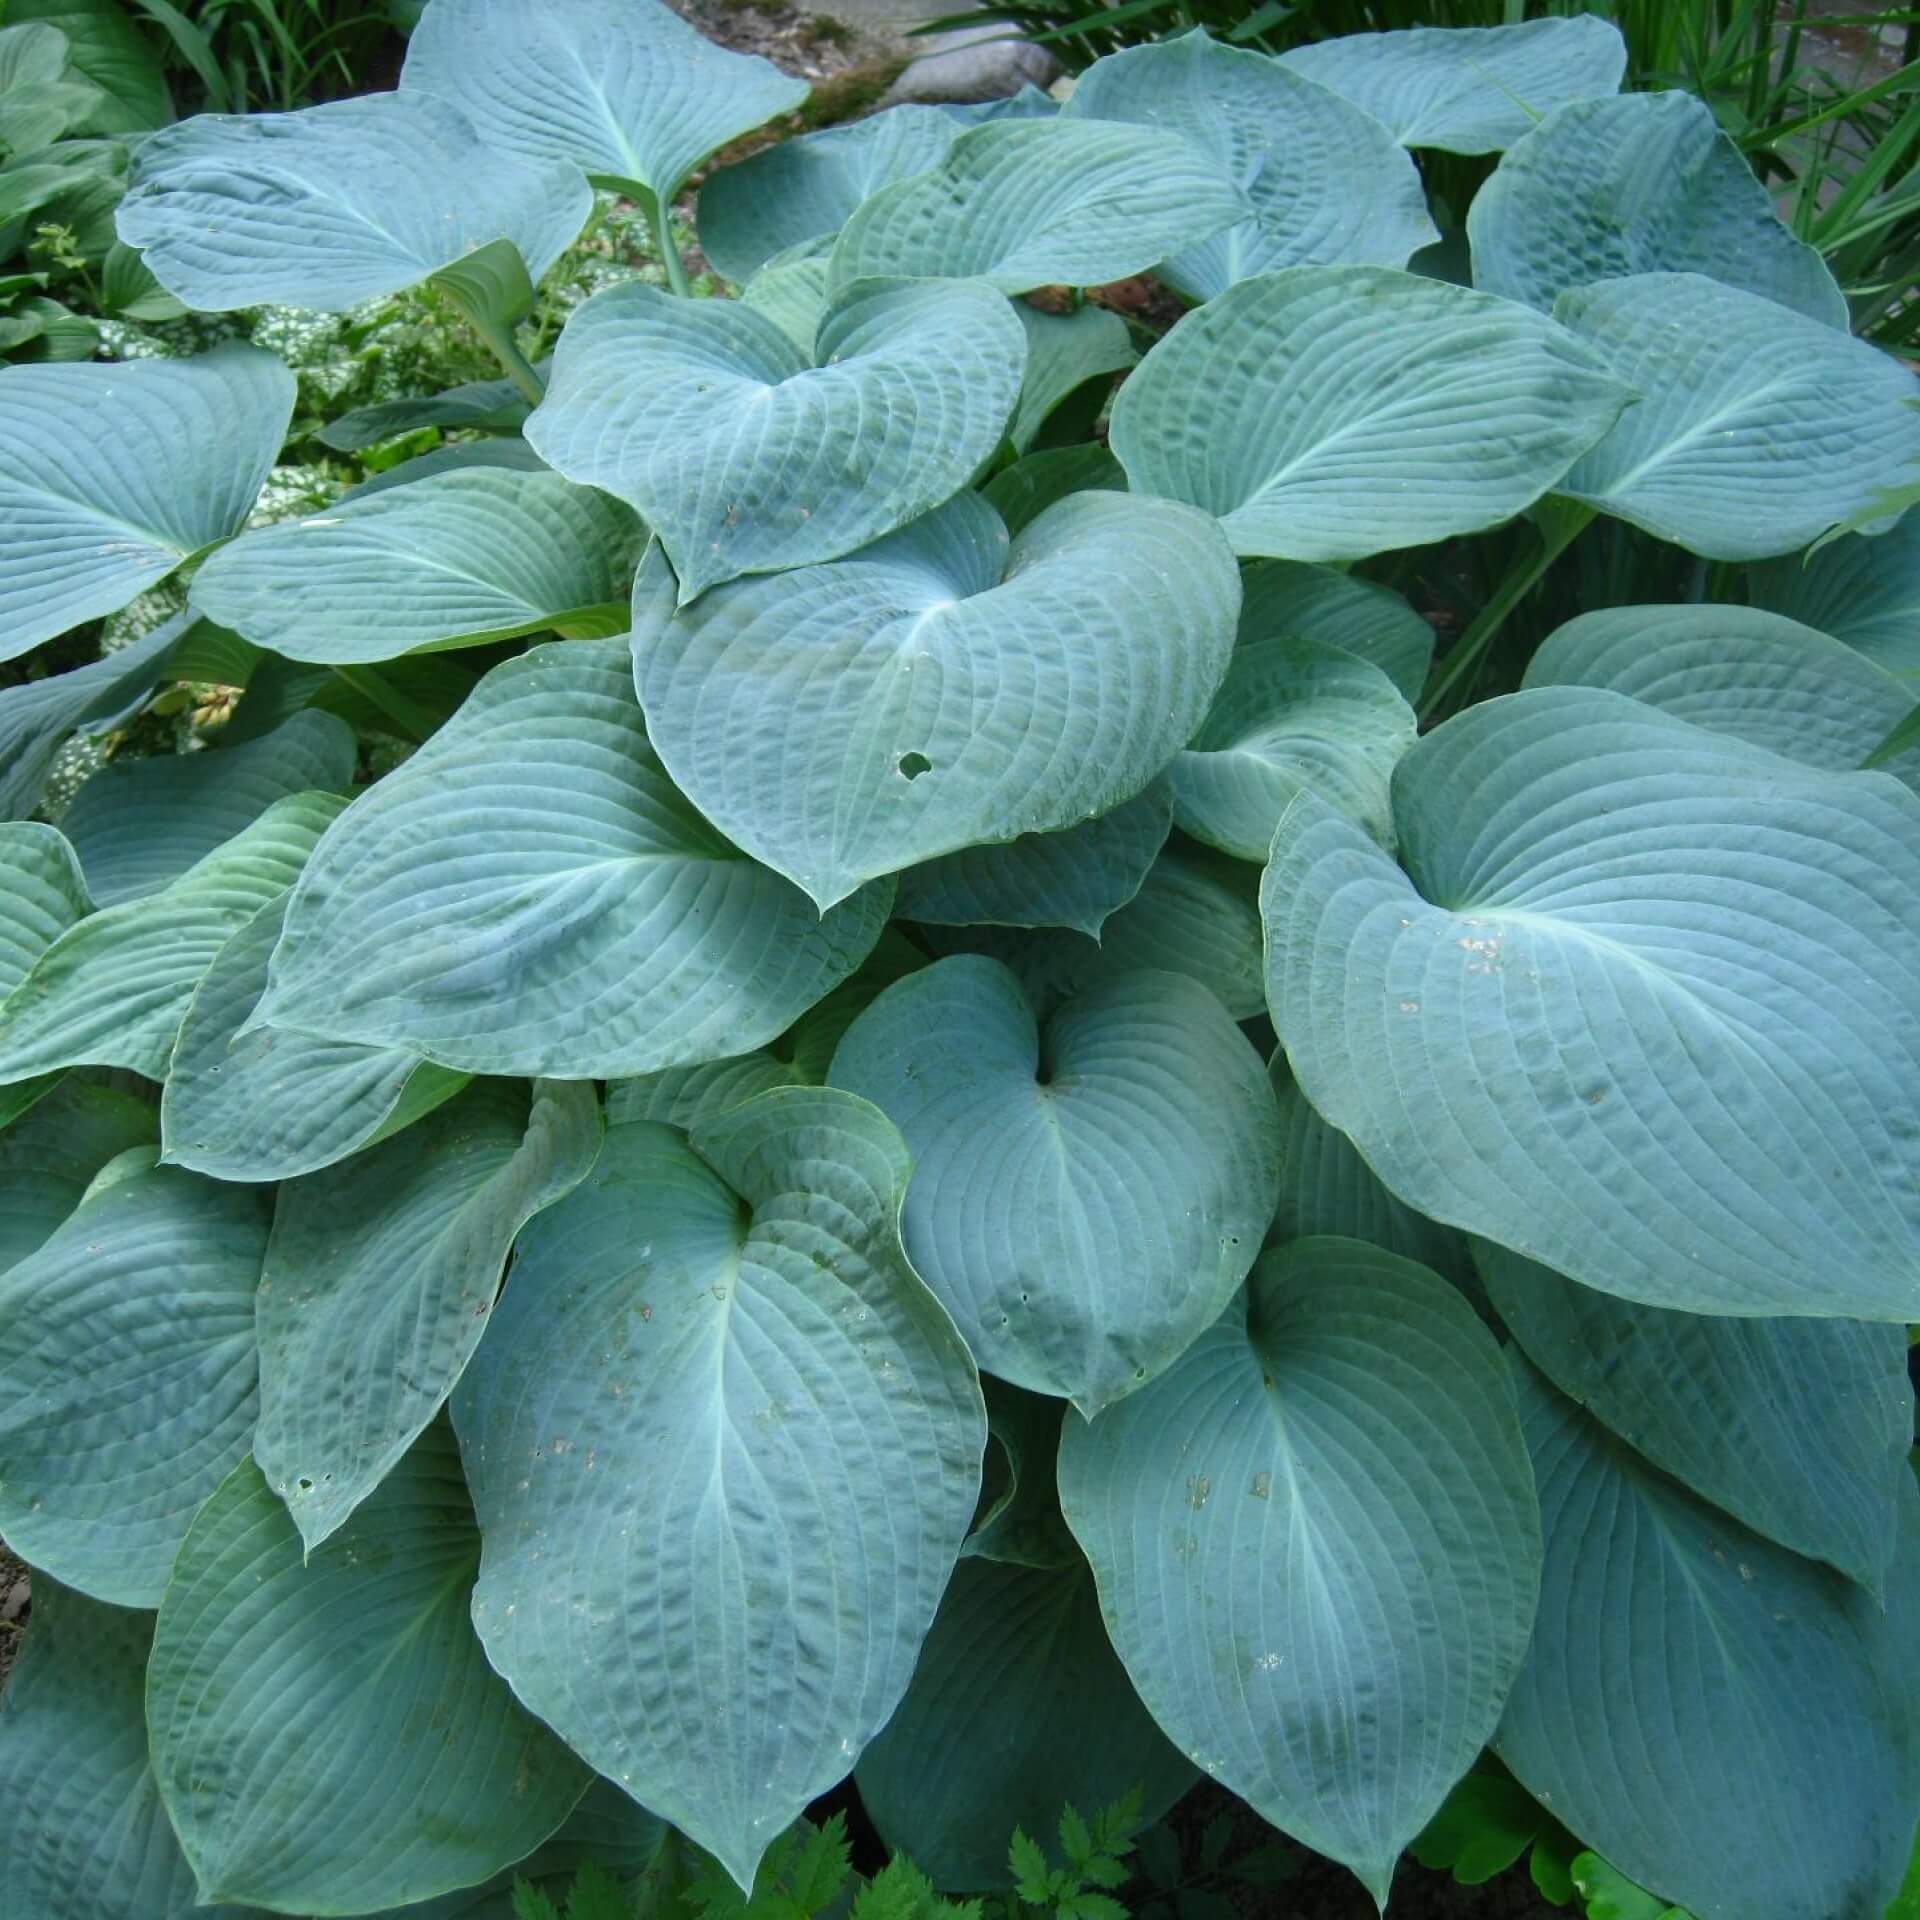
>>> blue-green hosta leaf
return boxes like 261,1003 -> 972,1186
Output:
317,366 -> 536,452
1277,17 -> 1627,153
254,1076 -> 598,1551
253,637 -> 890,1076
964,1378 -> 1077,1571
0,610 -> 186,819
1261,687 -> 1920,1319
944,86 -> 1059,126
1526,604 -> 1920,786
358,1783 -> 672,1920
452,1092 -> 986,1892
630,491 -> 1239,909
604,929 -> 927,1132
1749,509 -> 1920,679
1476,1240 -> 1910,1593
1064,32 -> 1436,303
1171,634 -> 1415,857
191,468 -> 643,663
827,118 -> 1251,295
0,23 -> 103,155
856,1558 -> 1197,1892
402,0 -> 807,203
738,239 -> 833,350
1239,558 -> 1436,708
698,104 -> 962,284
340,434 -> 553,501
829,956 -> 1280,1413
935,839 -> 1267,1021
1111,266 -> 1629,562
895,780 -> 1172,937
978,442 -> 1126,536
0,1157 -> 269,1606
0,1581 -> 241,1920
116,92 -> 590,311
0,1075 -> 154,1274
0,345 -> 293,659
1495,1363 -> 1920,1920
163,893 -> 470,1182
0,822 -> 88,998
149,1432 -> 592,1915
1469,92 -> 1845,327
1059,1238 -> 1541,1903
1554,272 -> 1920,561
61,710 -> 356,905
1268,1057 -> 1468,1279
529,277 -> 1025,600
0,789 -> 345,1086
4,0 -> 172,136
1011,301 -> 1133,451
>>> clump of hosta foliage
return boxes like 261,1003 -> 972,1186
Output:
2,5 -> 1918,1919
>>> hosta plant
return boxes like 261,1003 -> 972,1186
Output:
1,5 -> 1918,1919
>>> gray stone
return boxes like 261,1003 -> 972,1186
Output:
880,31 -> 1061,106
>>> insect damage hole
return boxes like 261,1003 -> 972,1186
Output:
897,751 -> 933,780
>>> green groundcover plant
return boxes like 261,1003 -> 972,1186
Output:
1,4 -> 1918,1918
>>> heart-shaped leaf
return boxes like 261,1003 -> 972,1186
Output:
1112,266 -> 1630,562
117,92 -> 590,311
1262,687 -> 1920,1319
855,1557 -> 1197,1891
0,790 -> 345,1086
630,490 -> 1240,908
1064,32 -> 1437,302
1476,1240 -> 1910,1592
1554,272 -> 1920,560
0,1156 -> 269,1606
828,117 -> 1252,294
1525,603 -> 1920,785
829,955 -> 1280,1413
1749,509 -> 1920,679
254,1077 -> 600,1550
0,1580 -> 224,1920
162,893 -> 469,1183
190,468 -> 642,663
1171,633 -> 1415,856
452,1092 -> 986,1892
1277,17 -> 1627,153
1494,1362 -> 1920,1920
62,709 -> 355,904
698,104 -> 962,283
1059,1238 -> 1542,1903
148,1432 -> 592,1915
1469,92 -> 1845,326
401,0 -> 808,203
0,345 -> 293,658
252,637 -> 891,1076
529,276 -> 1025,599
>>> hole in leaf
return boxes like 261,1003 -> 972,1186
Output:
296,1477 -> 314,1493
898,751 -> 933,780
